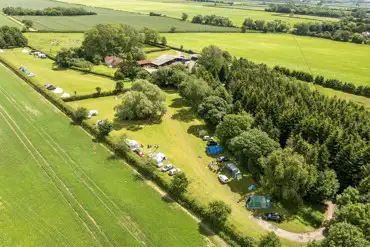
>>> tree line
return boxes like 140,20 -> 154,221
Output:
191,14 -> 234,27
241,16 -> 370,45
265,3 -> 366,18
273,66 -> 370,98
3,7 -> 97,16
0,26 -> 27,48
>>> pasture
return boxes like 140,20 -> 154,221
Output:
67,90 -> 322,246
0,13 -> 22,27
0,64 -> 212,247
0,49 -> 116,95
58,0 -> 339,25
165,32 -> 370,87
0,0 -> 239,32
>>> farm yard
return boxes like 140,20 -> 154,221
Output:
0,49 -> 116,95
57,0 -> 339,25
166,32 -> 370,87
0,64 -> 215,247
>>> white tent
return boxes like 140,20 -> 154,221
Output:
27,72 -> 36,77
125,139 -> 141,150
61,93 -> 71,98
153,153 -> 166,164
88,110 -> 98,119
53,88 -> 63,94
21,49 -> 29,53
0,49 -> 4,53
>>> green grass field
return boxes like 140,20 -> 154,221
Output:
58,0 -> 338,26
165,32 -> 370,87
0,49 -> 116,95
0,64 -> 215,246
0,13 -> 22,27
67,90 -> 320,246
0,0 -> 239,32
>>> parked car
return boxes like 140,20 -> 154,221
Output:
169,168 -> 181,176
207,140 -> 218,146
262,213 -> 282,223
161,164 -> 173,172
133,149 -> 144,157
218,174 -> 229,184
216,156 -> 230,162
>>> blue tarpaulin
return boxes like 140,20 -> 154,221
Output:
206,145 -> 224,155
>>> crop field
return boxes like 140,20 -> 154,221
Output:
0,64 -> 213,246
67,90 -> 322,246
58,0 -> 339,25
0,13 -> 22,27
0,49 -> 116,95
0,0 -> 239,32
166,32 -> 370,87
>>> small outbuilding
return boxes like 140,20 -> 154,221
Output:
246,195 -> 271,209
206,145 -> 224,155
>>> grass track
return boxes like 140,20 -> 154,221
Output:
0,64 -> 210,247
165,32 -> 370,87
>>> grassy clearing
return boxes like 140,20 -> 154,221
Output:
58,0 -> 338,25
0,48 -> 116,95
67,90 -> 318,246
0,0 -> 238,32
165,32 -> 370,87
0,64 -> 214,247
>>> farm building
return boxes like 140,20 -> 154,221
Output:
246,195 -> 272,209
225,163 -> 242,180
104,56 -> 123,68
206,145 -> 224,155
137,54 -> 188,69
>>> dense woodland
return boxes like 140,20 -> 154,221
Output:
0,26 -> 27,48
265,3 -> 369,18
2,7 -> 96,16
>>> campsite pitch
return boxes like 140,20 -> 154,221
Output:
67,90 -> 322,246
0,64 -> 212,246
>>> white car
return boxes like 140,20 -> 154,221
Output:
161,164 -> 173,172
218,174 -> 229,184
169,168 -> 181,176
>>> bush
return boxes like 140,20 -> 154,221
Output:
74,107 -> 88,123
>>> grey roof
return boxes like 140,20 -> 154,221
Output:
226,163 -> 239,172
151,54 -> 184,66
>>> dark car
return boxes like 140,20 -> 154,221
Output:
262,213 -> 282,223
133,149 -> 144,157
216,156 -> 230,162
207,140 -> 218,146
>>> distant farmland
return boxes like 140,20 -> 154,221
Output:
166,32 -> 370,87
0,0 -> 239,32
0,13 -> 22,27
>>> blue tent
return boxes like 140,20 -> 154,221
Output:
206,145 -> 224,155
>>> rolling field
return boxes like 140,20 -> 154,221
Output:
0,49 -> 116,95
67,91 -> 319,246
57,0 -> 339,25
0,0 -> 238,32
0,64 -> 213,247
0,13 -> 22,27
165,32 -> 370,87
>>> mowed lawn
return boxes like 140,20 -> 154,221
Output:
0,64 -> 212,247
58,0 -> 338,25
0,0 -> 238,32
67,91 -> 311,246
166,33 -> 370,87
0,49 -> 116,95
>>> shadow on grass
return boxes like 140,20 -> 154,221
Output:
171,108 -> 197,122
187,124 -> 208,137
161,194 -> 175,204
198,222 -> 216,238
169,97 -> 189,108
112,117 -> 162,131
132,173 -> 145,182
